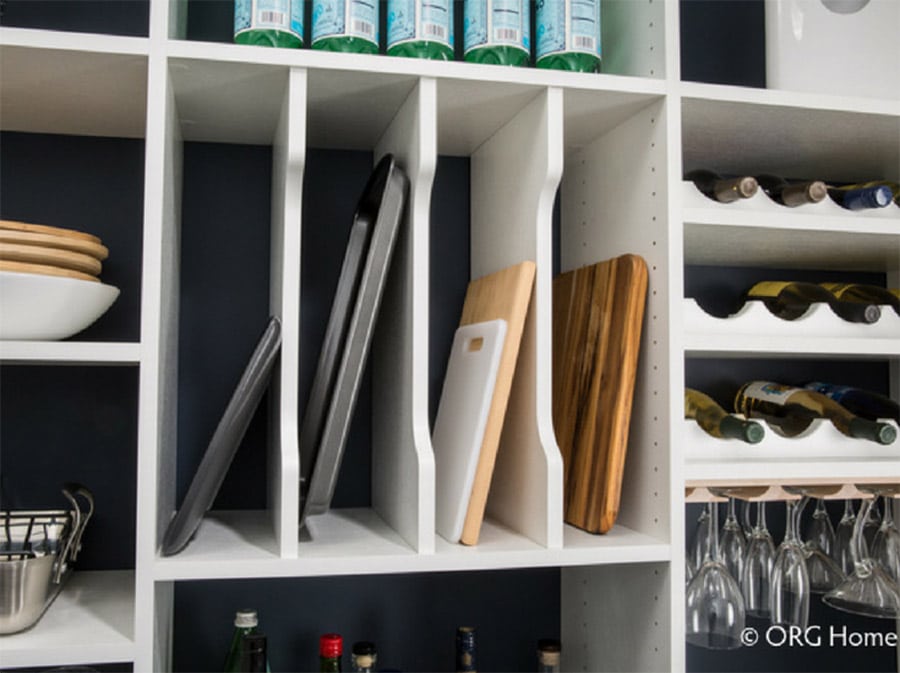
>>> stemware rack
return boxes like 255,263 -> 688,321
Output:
686,483 -> 900,503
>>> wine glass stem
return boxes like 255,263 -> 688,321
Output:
708,501 -> 720,563
852,499 -> 874,569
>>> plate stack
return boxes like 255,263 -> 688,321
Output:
0,219 -> 120,340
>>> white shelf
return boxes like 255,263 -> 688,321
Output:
0,341 -> 141,364
1,570 -> 136,669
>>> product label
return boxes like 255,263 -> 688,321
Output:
536,0 -> 600,59
312,0 -> 378,45
387,0 -> 453,49
741,381 -> 798,406
464,0 -> 529,55
746,281 -> 792,299
806,381 -> 852,401
235,0 -> 304,39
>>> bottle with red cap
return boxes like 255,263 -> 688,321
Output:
320,633 -> 344,672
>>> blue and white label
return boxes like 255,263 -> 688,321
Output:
235,0 -> 304,40
464,0 -> 530,55
536,0 -> 601,59
312,0 -> 378,45
387,0 -> 453,49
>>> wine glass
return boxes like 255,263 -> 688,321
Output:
804,498 -> 836,560
824,496 -> 900,619
871,497 -> 900,582
863,497 -> 882,549
795,496 -> 844,594
686,501 -> 746,649
770,499 -> 810,628
688,505 -> 711,578
834,499 -> 859,576
741,499 -> 754,542
719,498 -> 746,583
741,500 -> 775,618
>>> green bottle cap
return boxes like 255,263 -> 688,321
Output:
720,415 -> 765,444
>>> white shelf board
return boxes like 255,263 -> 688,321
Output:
1,570 -> 135,669
153,509 -> 669,580
0,341 -> 141,364
0,33 -> 148,139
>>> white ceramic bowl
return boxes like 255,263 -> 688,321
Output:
0,271 -> 120,340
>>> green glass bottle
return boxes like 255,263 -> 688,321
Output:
464,0 -> 530,66
535,0 -> 601,72
234,0 -> 304,48
224,610 -> 268,672
386,0 -> 454,60
320,633 -> 344,672
311,0 -> 379,53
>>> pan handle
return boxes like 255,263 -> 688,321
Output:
53,483 -> 94,584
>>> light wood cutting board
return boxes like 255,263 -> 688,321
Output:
0,242 -> 102,276
0,219 -> 103,245
458,260 -> 536,545
552,254 -> 648,534
0,229 -> 109,260
0,260 -> 99,282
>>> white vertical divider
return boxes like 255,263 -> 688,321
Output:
470,87 -> 565,549
268,68 -> 305,559
371,78 -> 438,553
135,51 -> 182,672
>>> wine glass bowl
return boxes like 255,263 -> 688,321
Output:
719,498 -> 747,583
871,496 -> 900,582
741,500 -> 776,619
834,499 -> 858,576
769,499 -> 810,628
805,498 -> 836,560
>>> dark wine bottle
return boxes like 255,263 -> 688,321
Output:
351,641 -> 377,673
320,633 -> 343,672
745,281 -> 880,323
804,382 -> 899,424
734,381 -> 896,444
755,174 -> 827,207
455,626 -> 476,672
820,282 -> 900,317
685,388 -> 765,443
827,183 -> 893,210
239,634 -> 268,673
685,169 -> 758,203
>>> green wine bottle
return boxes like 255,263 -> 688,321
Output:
685,388 -> 765,443
320,633 -> 343,672
386,0 -> 454,60
224,610 -> 270,672
464,0 -> 530,66
535,0 -> 601,73
234,0 -> 304,48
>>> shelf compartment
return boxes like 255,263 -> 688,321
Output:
683,418 -> 900,485
0,341 -> 141,364
683,298 -> 900,358
1,570 -> 135,669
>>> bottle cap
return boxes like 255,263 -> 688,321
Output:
352,641 -> 377,669
320,633 -> 343,658
352,641 -> 376,655
737,176 -> 758,198
807,180 -> 827,203
234,609 -> 258,628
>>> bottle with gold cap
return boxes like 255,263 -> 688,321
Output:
684,169 -> 758,203
537,638 -> 561,673
755,174 -> 828,207
351,641 -> 377,672
685,388 -> 765,444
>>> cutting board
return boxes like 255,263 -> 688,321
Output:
0,229 -> 109,260
552,254 -> 648,534
0,219 -> 102,245
434,319 -> 508,543
458,260 -> 536,545
0,242 -> 102,276
0,260 -> 99,282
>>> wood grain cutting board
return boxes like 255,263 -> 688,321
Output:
0,219 -> 103,245
0,229 -> 109,260
552,254 -> 648,534
0,260 -> 99,282
0,242 -> 102,276
458,260 -> 536,545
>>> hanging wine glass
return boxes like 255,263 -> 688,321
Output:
793,495 -> 844,594
770,498 -> 810,628
824,495 -> 900,619
719,498 -> 746,583
741,500 -> 775,619
741,499 -> 754,542
686,501 -> 746,649
864,497 -> 882,549
804,498 -> 836,560
871,496 -> 900,582
688,505 -> 711,578
834,499 -> 859,576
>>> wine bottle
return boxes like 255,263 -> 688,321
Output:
827,183 -> 893,210
225,610 -> 269,673
804,382 -> 899,424
455,626 -> 477,672
820,282 -> 900,317
320,633 -> 344,672
537,638 -> 561,673
755,174 -> 827,207
685,388 -> 765,443
685,169 -> 758,203
837,180 -> 900,206
351,641 -> 377,672
239,633 -> 269,673
733,381 -> 897,444
745,281 -> 881,323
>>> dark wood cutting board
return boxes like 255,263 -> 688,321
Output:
552,254 -> 648,534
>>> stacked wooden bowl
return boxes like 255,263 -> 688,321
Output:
0,219 -> 109,282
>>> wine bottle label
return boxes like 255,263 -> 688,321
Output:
741,381 -> 798,406
235,0 -> 304,39
312,0 -> 378,45
746,281 -> 792,298
805,381 -> 852,401
536,0 -> 601,60
387,0 -> 453,49
464,0 -> 531,55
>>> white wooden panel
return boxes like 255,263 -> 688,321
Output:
470,87 -> 564,548
602,0 -> 667,79
269,68 -> 306,559
372,78 -> 438,554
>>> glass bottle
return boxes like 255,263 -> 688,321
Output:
827,183 -> 893,210
745,280 -> 881,323
386,0 -> 454,60
350,641 -> 377,672
755,174 -> 827,207
804,382 -> 900,424
240,633 -> 269,673
320,633 -> 343,672
685,388 -> 765,443
535,0 -> 601,72
464,0 -> 530,66
234,0 -> 304,48
684,169 -> 758,203
734,381 -> 897,444
311,0 -> 379,53
225,609 -> 265,673
537,638 -> 561,673
820,282 -> 900,317
455,626 -> 477,672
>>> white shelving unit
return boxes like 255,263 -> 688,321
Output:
1,0 -> 897,670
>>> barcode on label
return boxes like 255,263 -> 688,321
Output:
259,10 -> 286,24
494,28 -> 519,43
424,23 -> 446,40
352,19 -> 375,37
573,35 -> 595,50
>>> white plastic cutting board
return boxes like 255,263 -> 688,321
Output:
434,318 -> 507,543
